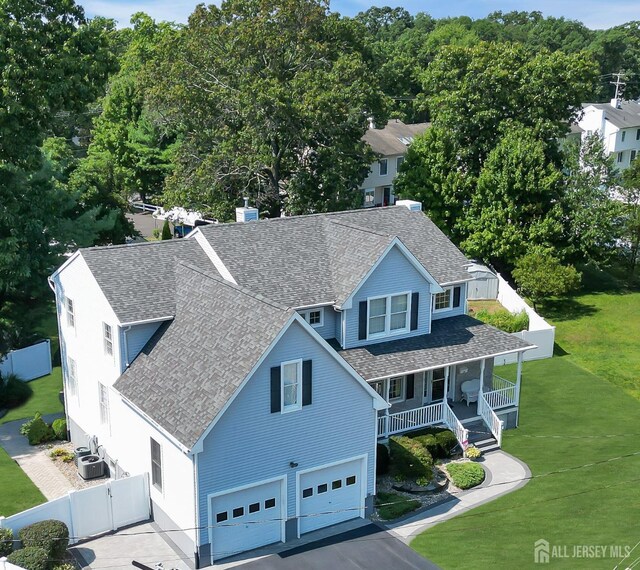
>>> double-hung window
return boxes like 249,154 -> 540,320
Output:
368,293 -> 409,339
98,383 -> 110,426
281,359 -> 302,412
103,323 -> 113,356
65,298 -> 75,329
364,188 -> 375,207
388,376 -> 405,402
396,156 -> 404,171
433,288 -> 452,311
150,438 -> 163,491
67,357 -> 77,397
618,152 -> 624,163
622,130 -> 627,142
636,128 -> 640,141
300,308 -> 324,328
632,150 -> 637,163
379,159 -> 388,176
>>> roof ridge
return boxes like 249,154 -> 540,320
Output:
327,218 -> 394,239
80,238 -> 189,253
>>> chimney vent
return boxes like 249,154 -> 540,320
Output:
236,199 -> 259,223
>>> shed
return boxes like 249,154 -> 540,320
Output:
466,262 -> 498,300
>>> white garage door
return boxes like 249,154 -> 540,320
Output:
299,458 -> 364,535
210,478 -> 284,561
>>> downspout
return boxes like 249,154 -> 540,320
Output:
192,451 -> 201,569
48,277 -> 71,440
122,326 -> 132,369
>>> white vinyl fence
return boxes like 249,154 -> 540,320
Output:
0,340 -> 52,381
493,273 -> 555,365
0,474 -> 150,544
0,558 -> 26,570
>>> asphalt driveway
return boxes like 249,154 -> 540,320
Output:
234,524 -> 439,569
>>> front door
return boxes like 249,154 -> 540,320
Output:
424,368 -> 446,403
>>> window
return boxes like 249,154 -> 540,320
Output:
317,484 -> 328,494
367,293 -> 410,338
302,487 -> 313,498
67,357 -> 77,396
433,288 -> 452,311
265,498 -> 276,509
622,130 -> 627,142
637,129 -> 640,141
618,152 -> 624,163
364,188 -> 375,207
332,479 -> 342,490
299,308 -> 324,328
216,512 -> 228,523
389,376 -> 405,401
396,156 -> 404,171
372,381 -> 384,398
281,359 -> 302,412
379,159 -> 388,176
232,507 -> 244,518
65,298 -> 75,329
632,150 -> 637,163
103,323 -> 113,356
346,476 -> 357,486
98,383 -> 110,426
150,438 -> 162,491
249,502 -> 260,513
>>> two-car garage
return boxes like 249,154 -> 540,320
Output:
208,456 -> 366,562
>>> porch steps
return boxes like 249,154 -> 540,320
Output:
466,421 -> 499,453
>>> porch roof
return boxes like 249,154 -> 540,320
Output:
332,315 -> 533,381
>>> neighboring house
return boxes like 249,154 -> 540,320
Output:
578,99 -> 640,169
50,205 -> 532,566
360,120 -> 430,208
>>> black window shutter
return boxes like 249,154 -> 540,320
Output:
358,301 -> 368,340
406,374 -> 415,399
270,367 -> 281,413
302,360 -> 312,406
410,292 -> 419,330
453,286 -> 461,308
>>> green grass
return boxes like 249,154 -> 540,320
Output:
411,357 -> 640,568
376,491 -> 421,520
0,446 -> 46,516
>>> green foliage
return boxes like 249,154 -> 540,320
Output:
19,520 -> 69,562
389,435 -> 434,482
407,428 -> 458,458
619,158 -> 640,282
375,491 -> 420,520
51,419 -> 67,441
53,565 -> 76,570
161,220 -> 172,240
0,374 -> 33,410
7,547 -> 49,570
446,461 -> 485,489
376,443 -> 390,475
0,527 -> 14,556
513,248 -> 582,309
474,309 -> 529,333
464,445 -> 482,459
25,416 -> 56,446
21,413 -> 43,436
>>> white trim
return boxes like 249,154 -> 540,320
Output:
366,291 -> 411,340
190,228 -> 238,285
339,238 -> 443,310
281,358 -> 303,413
293,302 -> 333,310
207,475 -> 287,566
298,307 -> 324,329
295,454 -> 367,538
191,314 -> 388,453
49,250 -> 81,280
119,316 -> 173,327
439,277 -> 475,287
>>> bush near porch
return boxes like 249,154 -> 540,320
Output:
445,462 -> 485,490
406,428 -> 459,459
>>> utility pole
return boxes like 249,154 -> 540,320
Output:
610,72 -> 626,107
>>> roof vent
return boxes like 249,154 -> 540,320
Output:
395,199 -> 422,212
236,198 -> 259,223
610,98 -> 622,109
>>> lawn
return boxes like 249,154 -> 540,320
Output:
411,357 -> 640,568
0,446 -> 46,516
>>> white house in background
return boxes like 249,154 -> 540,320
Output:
578,99 -> 640,169
360,119 -> 430,208
50,205 -> 532,566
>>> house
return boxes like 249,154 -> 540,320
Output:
50,205 -> 532,566
578,99 -> 640,169
360,119 -> 430,208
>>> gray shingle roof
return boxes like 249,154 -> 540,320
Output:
114,264 -> 293,449
585,101 -> 640,129
198,206 -> 470,308
331,315 -> 533,381
80,239 -> 213,323
363,120 -> 430,156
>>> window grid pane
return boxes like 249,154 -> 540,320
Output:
389,376 -> 403,399
283,362 -> 299,408
150,438 -> 162,490
434,290 -> 451,310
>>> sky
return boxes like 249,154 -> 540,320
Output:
81,0 -> 640,30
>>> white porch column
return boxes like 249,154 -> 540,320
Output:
444,367 -> 450,403
479,358 -> 486,395
516,352 -> 523,426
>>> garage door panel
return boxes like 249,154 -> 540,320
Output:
299,459 -> 364,535
211,479 -> 283,560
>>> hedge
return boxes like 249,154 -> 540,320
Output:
7,547 -> 49,570
389,435 -> 434,483
474,309 -> 529,333
446,462 -> 485,489
19,520 -> 69,562
0,527 -> 13,556
409,428 -> 458,459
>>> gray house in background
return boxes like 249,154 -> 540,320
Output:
360,119 -> 430,208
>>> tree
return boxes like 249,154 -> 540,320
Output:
148,0 -> 387,218
512,247 -> 582,310
619,158 -> 640,282
161,220 -> 172,240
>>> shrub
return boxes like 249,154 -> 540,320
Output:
7,547 -> 49,570
435,430 -> 459,457
19,519 -> 69,562
49,448 -> 74,463
53,565 -> 75,570
161,219 -> 172,240
0,373 -> 33,409
389,436 -> 434,483
465,445 -> 482,460
474,308 -> 529,333
51,419 -> 67,441
20,412 -> 42,436
0,527 -> 14,556
376,443 -> 390,475
26,417 -> 55,446
446,462 -> 485,489
409,428 -> 458,459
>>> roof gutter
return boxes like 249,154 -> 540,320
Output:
119,315 -> 174,327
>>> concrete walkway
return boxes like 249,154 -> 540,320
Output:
0,413 -> 75,501
387,450 -> 531,542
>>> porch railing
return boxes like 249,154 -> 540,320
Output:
478,392 -> 504,447
492,374 -> 516,391
377,402 -> 443,438
443,400 -> 469,450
